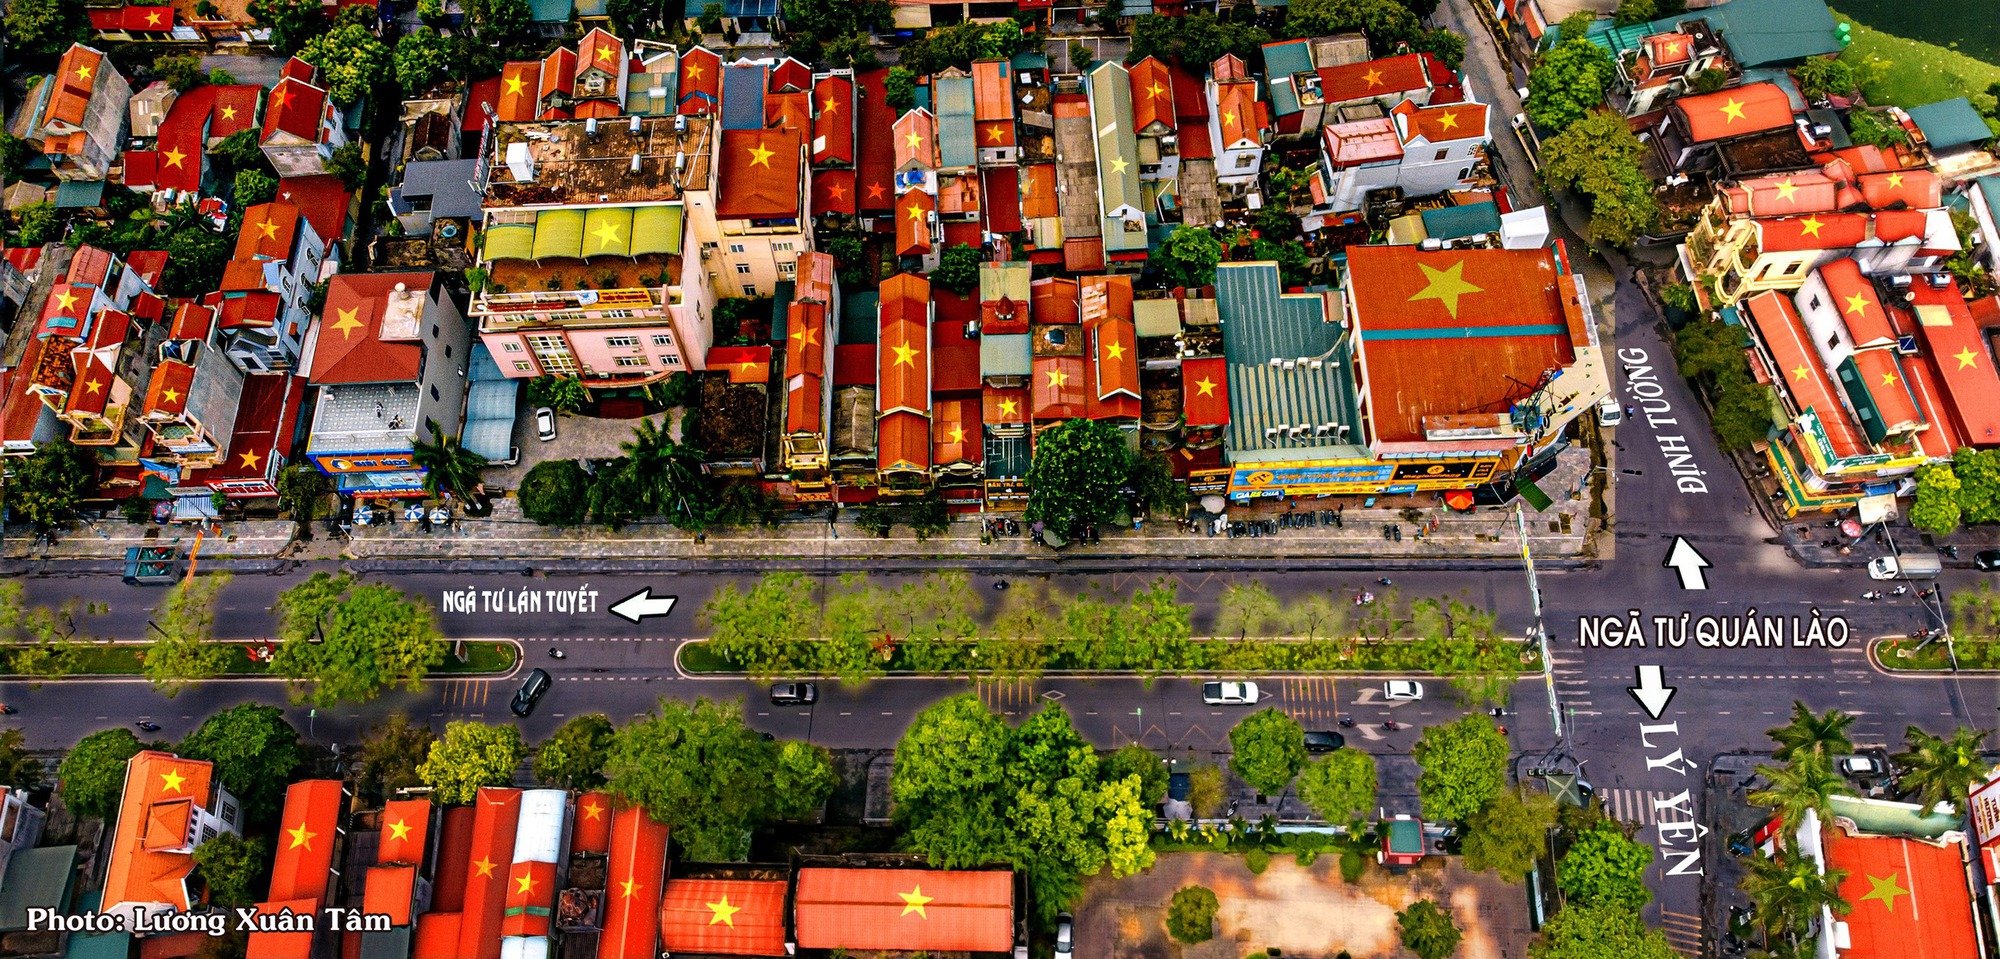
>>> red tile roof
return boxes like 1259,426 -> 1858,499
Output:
267,780 -> 344,904
1032,356 -> 1087,420
1905,356 -> 1965,460
1182,356 -> 1229,427
102,751 -> 215,912
833,343 -> 874,386
1083,277 -> 1138,402
1908,278 -> 2000,447
1818,258 -> 1893,345
243,899 -> 317,959
570,792 -> 613,855
538,47 -> 578,117
716,128 -> 803,220
235,202 -> 301,261
933,396 -> 982,466
855,69 -> 896,214
1674,82 -> 1794,143
1721,170 -> 1840,217
363,866 -> 419,926
659,879 -> 788,957
1063,237 -> 1105,274
894,109 -> 939,172
275,174 -> 351,246
1852,348 -> 1921,433
262,77 -> 325,144
1130,57 -> 1176,134
981,167 -> 1022,235
1021,164 -> 1059,220
813,169 -> 856,215
1746,291 -> 1867,459
142,359 -> 194,418
455,788 -> 522,959
1753,212 -> 1871,253
896,188 -> 935,256
377,798 -> 433,865
973,59 -> 1014,122
984,386 -> 1027,425
793,868 -> 1013,953
279,57 -> 316,83
122,6 -> 175,30
498,62 -> 541,122
63,353 -> 115,417
46,45 -> 103,130
766,90 -> 810,134
1319,53 -> 1430,105
877,274 -> 930,418
678,47 -> 720,115
1857,169 -> 1940,210
595,806 -> 668,959
306,272 -> 433,385
412,913 -> 464,959
578,28 -> 623,81
1397,100 -> 1487,144
1216,79 -> 1264,147
709,345 -> 772,384
812,74 -> 854,166
1823,825 -> 1979,959
194,372 -> 302,483
1324,117 -> 1403,167
787,301 -> 828,379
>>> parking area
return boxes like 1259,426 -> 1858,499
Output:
482,409 -> 680,490
1075,852 -> 1531,959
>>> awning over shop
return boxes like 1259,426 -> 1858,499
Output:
582,206 -> 634,258
631,205 -> 683,256
532,209 -> 586,261
484,223 -> 535,262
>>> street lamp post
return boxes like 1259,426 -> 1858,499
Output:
1514,503 -> 1563,741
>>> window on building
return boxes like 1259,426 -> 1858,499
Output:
444,344 -> 452,357
778,261 -> 795,274
742,284 -> 757,296
504,342 -> 523,352
660,354 -> 679,366
652,334 -> 673,346
605,335 -> 640,348
1433,149 -> 1449,161
1235,154 -> 1254,169
430,384 -> 441,401
615,355 -> 648,367
1808,295 -> 1822,311
728,243 -> 746,254
514,361 -> 532,372
735,263 -> 753,274
774,241 -> 794,252
431,324 -> 440,339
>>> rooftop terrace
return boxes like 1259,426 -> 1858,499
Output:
486,116 -> 713,208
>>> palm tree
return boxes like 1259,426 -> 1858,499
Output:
620,417 -> 711,529
411,420 -> 488,499
1742,837 -> 1848,940
1766,702 -> 1855,764
1748,754 -> 1841,826
1893,725 -> 1992,812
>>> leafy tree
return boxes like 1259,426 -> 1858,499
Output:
884,66 -> 917,112
1159,225 -> 1222,290
621,417 -> 715,530
1229,708 -> 1308,797
354,713 -> 435,805
178,705 -> 303,824
4,0 -> 90,63
1127,12 -> 1270,68
1690,66 -> 1729,93
1526,40 -> 1616,132
412,419 -> 488,499
1411,714 -> 1510,822
535,714 -> 614,789
1556,10 -> 1595,42
526,374 -> 589,413
1743,837 -> 1848,940
153,53 -> 210,92
1412,597 -> 1520,707
1893,724 -> 1991,811
0,729 -> 44,790
145,574 -> 236,695
1794,56 -> 1856,100
1413,28 -> 1467,70
1954,447 -> 2000,524
57,728 -> 145,818
519,459 -> 592,525
1025,418 -> 1133,539
215,129 -> 267,170
419,721 -> 525,804
890,692 -> 1013,854
1556,822 -> 1653,910
1462,788 -> 1557,881
0,581 -> 91,678
394,26 -> 455,93
1613,0 -> 1655,25
603,697 -> 782,861
770,740 -> 839,819
6,439 -> 95,529
1286,0 -> 1420,50
1538,110 -> 1659,245
779,0 -> 888,64
247,0 -> 326,55
14,202 -> 60,247
1299,749 -> 1377,824
233,169 -> 278,206
701,571 -> 819,670
327,142 -> 367,191
271,572 -> 447,705
1188,762 -> 1226,819
462,0 -> 531,48
1101,773 -> 1158,878
1531,905 -> 1677,959
587,457 -> 651,530
1766,702 -> 1854,764
276,463 -> 331,525
977,18 -> 1024,59
1398,899 -> 1463,959
1217,581 -> 1282,640
1848,108 -> 1910,148
1166,885 -> 1218,944
1750,753 -> 1841,825
1103,744 -> 1169,806
157,206 -> 236,295
1711,379 -> 1776,451
193,834 -> 265,908
933,243 -> 981,294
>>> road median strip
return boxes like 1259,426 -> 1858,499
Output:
1,640 -> 521,682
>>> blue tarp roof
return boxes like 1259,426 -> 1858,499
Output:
463,344 -> 518,462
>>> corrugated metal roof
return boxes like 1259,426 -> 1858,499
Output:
1217,263 -> 1361,459
1088,63 -> 1145,252
935,72 -> 976,170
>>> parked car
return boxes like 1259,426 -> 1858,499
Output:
1202,681 -> 1260,705
770,682 -> 818,706
1054,913 -> 1074,958
535,406 -> 557,442
1596,394 -> 1623,425
1976,549 -> 2000,571
1383,680 -> 1425,701
1303,730 -> 1346,753
1839,754 -> 1887,778
511,668 -> 552,717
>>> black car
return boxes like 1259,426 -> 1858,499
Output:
511,668 -> 552,717
1976,549 -> 2000,571
770,682 -> 818,706
1303,730 -> 1346,753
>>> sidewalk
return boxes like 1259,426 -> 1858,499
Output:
0,519 -> 298,562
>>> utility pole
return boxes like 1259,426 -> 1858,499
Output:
1515,503 -> 1563,741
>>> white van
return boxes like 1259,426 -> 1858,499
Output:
1868,553 -> 1942,580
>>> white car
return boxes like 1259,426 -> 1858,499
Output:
1597,394 -> 1623,426
1839,755 -> 1886,778
1202,681 -> 1260,705
1383,680 -> 1425,701
535,406 -> 557,442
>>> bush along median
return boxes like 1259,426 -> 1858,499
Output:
1877,584 -> 2000,671
688,572 -> 1535,699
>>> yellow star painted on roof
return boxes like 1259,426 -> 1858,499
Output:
904,130 -> 922,150
597,45 -> 616,62
505,73 -> 526,96
1194,377 -> 1217,396
618,877 -> 639,899
1860,872 -> 1908,912
239,449 -> 261,470
890,340 -> 918,368
1956,347 -> 1980,370
1879,371 -> 1898,387
905,203 -> 925,223
387,819 -> 412,842
222,104 -> 240,122
84,378 -> 103,395
1435,111 -> 1458,131
1798,216 -> 1824,238
163,148 -> 187,169
1843,292 -> 1870,316
1885,171 -> 1905,188
1362,68 -> 1384,87
160,768 -> 186,794
822,95 -> 839,113
948,425 -> 965,443
747,140 -> 775,168
791,325 -> 819,347
514,870 -> 536,895
1108,156 -> 1129,175
55,290 -> 79,311
898,886 -> 934,918
160,385 -> 181,404
269,87 -> 290,109
1773,177 -> 1799,202
592,221 -> 623,248
1719,97 -> 1747,122
76,64 -> 93,81
684,61 -> 704,80
583,800 -> 604,820
986,125 -> 1005,142
707,895 -> 740,926
1791,365 -> 1810,381
1407,260 -> 1483,318
146,9 -> 162,24
1222,109 -> 1239,127
287,822 -> 317,850
258,219 -> 280,240
1147,81 -> 1166,99
1044,367 -> 1070,389
330,306 -> 364,339
473,858 -> 496,879
1104,341 -> 1126,361
998,397 -> 1019,417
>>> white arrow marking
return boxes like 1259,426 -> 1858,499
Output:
1627,665 -> 1676,720
1354,723 -> 1384,741
609,588 -> 678,624
1663,536 -> 1711,590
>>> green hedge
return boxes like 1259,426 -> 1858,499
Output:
3,641 -> 518,678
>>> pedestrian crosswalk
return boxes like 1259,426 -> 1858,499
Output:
1599,787 -> 1693,826
976,678 -> 1038,715
1549,654 -> 1599,717
437,680 -> 493,713
1274,677 -> 1343,728
1657,908 -> 1703,956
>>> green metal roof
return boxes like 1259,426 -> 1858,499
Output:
1829,794 -> 1963,840
54,179 -> 105,209
1421,202 -> 1504,241
533,208 -> 587,261
1386,819 -> 1424,854
1705,0 -> 1840,66
0,845 -> 77,932
1834,355 -> 1886,444
840,290 -> 878,345
528,0 -> 571,23
1088,62 -> 1145,253
1977,177 -> 2000,229
484,222 -> 535,262
582,206 -> 633,258
980,333 -> 1030,377
934,73 -> 976,170
1908,98 -> 1994,149
1216,262 -> 1364,461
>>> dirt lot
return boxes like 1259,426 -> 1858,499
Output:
1076,852 -> 1533,959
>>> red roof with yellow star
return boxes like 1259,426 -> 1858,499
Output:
877,273 -> 931,419
896,188 -> 935,257
984,386 -> 1028,426
1673,82 -> 1795,143
708,345 -> 773,385
1083,276 -> 1139,402
812,168 -> 857,216
577,27 -> 624,82
715,128 -> 802,220
931,396 -> 983,467
1130,56 -> 1176,135
62,354 -> 116,417
377,798 -> 433,865
1858,168 -> 1941,210
262,76 -> 326,144
1752,212 -> 1872,252
1182,355 -> 1230,427
659,878 -> 787,957
811,73 -> 854,166
306,272 -> 435,385
1318,53 -> 1432,105
266,779 -> 345,904
497,61 -> 542,122
46,44 -> 106,130
1852,348 -> 1922,434
456,788 -> 523,959
595,805 -> 668,959
1823,823 -> 1979,959
678,46 -> 720,115
571,791 -> 614,855
1745,291 -> 1868,460
101,751 -> 215,913
893,109 -> 940,172
189,371 -> 301,485
1818,258 -> 1894,345
234,201 -> 302,261
1908,277 -> 2000,447
1031,356 -> 1088,421
793,868 -> 1013,953
142,359 -> 195,418
1721,170 -> 1841,216
1214,78 -> 1264,147
1395,99 -> 1487,144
